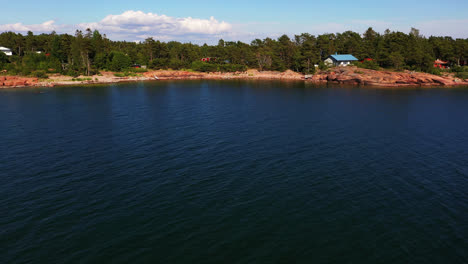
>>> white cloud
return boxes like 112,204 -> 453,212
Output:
0,11 -> 466,44
0,20 -> 59,33
77,10 -> 232,39
0,11 -> 233,43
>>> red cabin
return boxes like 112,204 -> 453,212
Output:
360,58 -> 373,63
434,59 -> 448,69
200,57 -> 216,62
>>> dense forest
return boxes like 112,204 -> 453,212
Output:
0,27 -> 467,78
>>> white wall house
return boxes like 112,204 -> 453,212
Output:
0,46 -> 13,56
324,54 -> 358,67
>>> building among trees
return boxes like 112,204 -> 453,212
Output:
434,59 -> 449,69
200,57 -> 217,62
325,54 -> 358,67
0,46 -> 12,56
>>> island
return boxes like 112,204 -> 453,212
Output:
1,28 -> 467,88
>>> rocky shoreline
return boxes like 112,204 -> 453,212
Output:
0,76 -> 40,87
1,67 -> 467,88
308,67 -> 468,87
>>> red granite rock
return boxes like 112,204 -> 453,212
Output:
308,67 -> 468,87
1,76 -> 39,87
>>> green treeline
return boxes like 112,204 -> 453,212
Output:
0,27 -> 467,77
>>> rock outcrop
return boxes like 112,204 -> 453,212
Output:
1,68 -> 467,88
143,69 -> 304,80
308,67 -> 468,87
0,76 -> 39,87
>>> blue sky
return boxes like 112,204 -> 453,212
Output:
1,0 -> 467,43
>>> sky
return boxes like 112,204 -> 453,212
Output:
1,0 -> 467,43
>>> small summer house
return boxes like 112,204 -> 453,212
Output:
200,57 -> 217,62
324,54 -> 358,67
434,59 -> 449,69
360,58 -> 373,63
0,46 -> 12,56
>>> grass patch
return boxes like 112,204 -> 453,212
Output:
31,70 -> 48,79
114,71 -> 143,77
180,68 -> 196,72
128,68 -> 148,73
455,72 -> 468,80
71,77 -> 93,81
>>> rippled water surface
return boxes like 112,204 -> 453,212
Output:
1,81 -> 468,263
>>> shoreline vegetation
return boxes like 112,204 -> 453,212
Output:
1,27 -> 467,88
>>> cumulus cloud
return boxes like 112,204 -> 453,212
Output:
0,11 -> 466,43
78,10 -> 232,40
0,10 -> 233,43
0,20 -> 59,33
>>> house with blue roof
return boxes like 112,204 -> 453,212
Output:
324,53 -> 358,67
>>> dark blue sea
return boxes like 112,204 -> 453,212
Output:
1,81 -> 467,263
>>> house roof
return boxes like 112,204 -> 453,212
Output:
328,54 -> 358,61
434,59 -> 448,64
